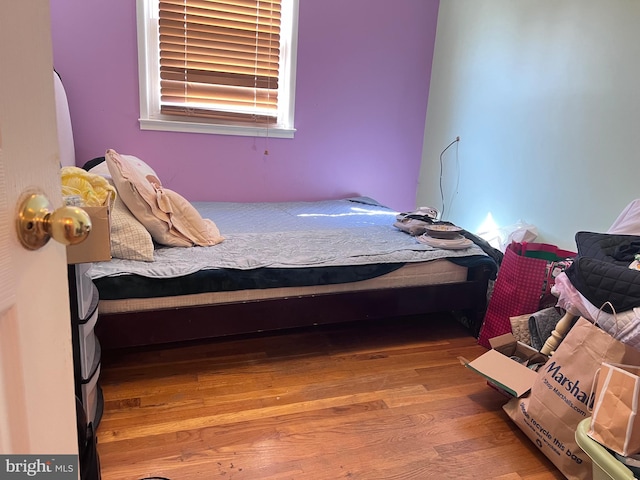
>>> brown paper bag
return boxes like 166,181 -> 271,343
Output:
503,317 -> 640,480
588,362 -> 640,456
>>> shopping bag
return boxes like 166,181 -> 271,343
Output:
503,317 -> 640,480
588,362 -> 640,456
478,242 -> 575,348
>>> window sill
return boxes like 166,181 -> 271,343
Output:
139,118 -> 296,138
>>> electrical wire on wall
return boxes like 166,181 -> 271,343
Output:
438,136 -> 460,221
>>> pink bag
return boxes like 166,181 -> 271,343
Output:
478,242 -> 575,348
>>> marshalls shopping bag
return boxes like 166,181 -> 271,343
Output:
588,362 -> 640,457
503,317 -> 640,480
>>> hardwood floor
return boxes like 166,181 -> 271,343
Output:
95,313 -> 564,480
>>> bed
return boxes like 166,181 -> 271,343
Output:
54,72 -> 499,351
85,187 -> 499,349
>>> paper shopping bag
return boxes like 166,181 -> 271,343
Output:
478,242 -> 575,348
503,317 -> 640,480
588,362 -> 640,456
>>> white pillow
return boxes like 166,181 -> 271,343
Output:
87,161 -> 111,179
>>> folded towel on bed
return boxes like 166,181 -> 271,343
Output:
393,218 -> 431,236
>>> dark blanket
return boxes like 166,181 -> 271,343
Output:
564,231 -> 640,313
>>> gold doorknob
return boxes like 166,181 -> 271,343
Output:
17,193 -> 92,250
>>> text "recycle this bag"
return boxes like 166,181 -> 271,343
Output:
503,317 -> 640,480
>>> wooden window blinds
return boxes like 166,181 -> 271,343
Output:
158,0 -> 282,125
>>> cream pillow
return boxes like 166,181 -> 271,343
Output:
105,149 -> 224,247
109,195 -> 155,261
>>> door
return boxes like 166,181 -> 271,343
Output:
0,1 -> 78,456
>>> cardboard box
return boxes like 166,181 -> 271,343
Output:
66,206 -> 111,264
462,333 -> 548,398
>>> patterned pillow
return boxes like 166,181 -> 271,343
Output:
105,149 -> 224,247
109,195 -> 155,261
88,163 -> 155,262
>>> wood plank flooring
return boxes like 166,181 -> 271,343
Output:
95,313 -> 564,480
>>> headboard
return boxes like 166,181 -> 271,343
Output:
54,71 -> 75,167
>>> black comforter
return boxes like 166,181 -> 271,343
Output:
564,231 -> 640,313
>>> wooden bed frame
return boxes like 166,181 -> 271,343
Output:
94,264 -> 491,349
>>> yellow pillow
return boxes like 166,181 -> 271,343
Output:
60,166 -> 116,207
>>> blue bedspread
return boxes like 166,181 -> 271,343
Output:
89,197 -> 489,280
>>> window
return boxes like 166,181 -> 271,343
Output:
136,0 -> 298,138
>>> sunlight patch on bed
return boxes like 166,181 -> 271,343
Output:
297,207 -> 397,218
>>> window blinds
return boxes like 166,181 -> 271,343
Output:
158,0 -> 282,124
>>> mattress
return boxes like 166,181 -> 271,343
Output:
90,196 -> 495,313
98,259 -> 467,314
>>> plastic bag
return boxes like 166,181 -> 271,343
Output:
477,219 -> 538,252
499,220 -> 538,252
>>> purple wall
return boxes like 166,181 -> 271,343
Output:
50,0 -> 438,211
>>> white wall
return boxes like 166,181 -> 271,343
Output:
418,0 -> 640,251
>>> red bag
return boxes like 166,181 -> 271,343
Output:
477,242 -> 575,348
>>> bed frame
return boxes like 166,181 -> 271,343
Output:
94,264 -> 491,349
